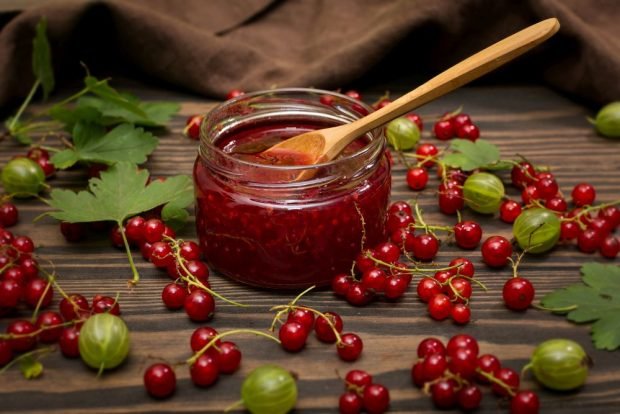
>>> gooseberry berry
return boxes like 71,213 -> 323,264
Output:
462,172 -> 505,214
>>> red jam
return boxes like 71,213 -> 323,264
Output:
194,89 -> 391,289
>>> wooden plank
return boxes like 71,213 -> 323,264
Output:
0,84 -> 618,413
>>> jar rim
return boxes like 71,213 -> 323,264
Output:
198,87 -> 383,173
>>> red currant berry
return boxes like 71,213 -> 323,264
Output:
451,304 -> 471,326
577,228 -> 602,253
416,143 -> 438,168
0,202 -> 19,227
448,346 -> 477,380
500,199 -> 523,223
2,266 -> 26,286
0,279 -> 22,309
571,183 -> 596,207
91,295 -> 121,315
184,115 -> 203,140
373,242 -> 400,263
503,277 -> 535,310
150,241 -> 174,268
226,89 -> 245,100
346,282 -> 374,306
481,235 -> 513,267
417,277 -> 442,302
279,321 -> 308,352
124,216 -> 146,244
560,221 -> 580,241
448,278 -> 472,303
511,390 -> 540,414
457,385 -> 483,411
24,277 -> 53,309
386,210 -> 414,234
361,267 -> 388,293
405,113 -> 423,131
60,221 -> 88,242
384,275 -> 409,300
438,187 -> 464,215
458,123 -> 480,141
451,113 -> 472,130
143,218 -> 166,243
315,311 -> 343,343
190,326 -> 220,352
109,225 -> 124,248
355,250 -> 376,273
215,341 -> 241,374
511,162 -> 536,189
411,361 -> 426,388
449,257 -> 475,277
545,196 -> 568,212
600,235 -> 619,259
162,283 -> 187,310
35,311 -> 64,343
476,354 -> 501,383
345,90 -> 362,100
337,333 -> 363,361
144,363 -> 176,399
362,383 -> 390,414
332,273 -> 352,297
434,120 -> 454,140
286,308 -> 315,332
190,353 -> 219,387
417,337 -> 446,358
447,334 -> 479,357
535,176 -> 559,200
412,234 -> 439,261
6,319 -> 37,352
339,392 -> 363,414
598,206 -> 620,229
522,184 -> 541,205
454,220 -> 482,249
431,378 -> 457,409
406,167 -> 428,190
492,367 -> 520,397
184,290 -> 215,322
345,369 -> 373,389
12,235 -> 34,254
0,340 -> 13,366
59,326 -> 81,358
388,200 -> 413,216
428,293 -> 452,320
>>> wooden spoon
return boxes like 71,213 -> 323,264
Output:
259,18 -> 560,171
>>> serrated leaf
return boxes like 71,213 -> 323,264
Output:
84,76 -> 147,118
19,355 -> 43,379
32,18 -> 54,99
48,105 -> 102,131
541,263 -> 620,351
50,123 -> 158,169
441,139 -> 502,171
77,96 -> 179,127
581,262 -> 620,291
46,162 -> 193,224
591,316 -> 620,351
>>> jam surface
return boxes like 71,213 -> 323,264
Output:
194,122 -> 390,289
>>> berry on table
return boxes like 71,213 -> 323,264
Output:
144,363 -> 176,399
481,235 -> 513,267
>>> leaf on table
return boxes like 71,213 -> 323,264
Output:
77,95 -> 180,127
84,76 -> 147,118
32,18 -> 54,99
441,139 -> 509,171
46,161 -> 194,225
540,263 -> 620,351
19,355 -> 43,379
50,122 -> 158,169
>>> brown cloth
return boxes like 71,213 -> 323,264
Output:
0,0 -> 619,110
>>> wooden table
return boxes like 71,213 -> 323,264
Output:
1,82 -> 618,413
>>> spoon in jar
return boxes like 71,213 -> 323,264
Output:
258,18 -> 560,173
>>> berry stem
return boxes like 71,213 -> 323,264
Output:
0,346 -> 54,376
186,329 -> 280,366
117,221 -> 140,286
476,369 -> 517,397
30,271 -> 56,323
6,80 -> 41,133
270,304 -> 344,344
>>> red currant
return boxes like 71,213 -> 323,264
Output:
511,390 -> 540,414
184,115 -> 203,140
59,326 -> 81,358
417,277 -> 442,302
286,308 -> 315,332
184,290 -> 215,322
571,183 -> 596,207
481,235 -> 513,267
35,311 -> 64,343
453,220 -> 482,249
577,228 -> 602,253
162,283 -> 187,310
339,392 -> 363,414
412,234 -> 439,261
491,367 -> 520,397
406,167 -> 428,190
511,162 -> 536,189
476,354 -> 501,383
600,235 -> 619,259
190,326 -> 220,352
450,303 -> 471,324
362,383 -> 389,414
345,369 -> 373,389
0,202 -> 19,227
315,312 -> 343,343
337,333 -> 363,361
416,143 -> 437,167
6,319 -> 37,352
545,196 -> 568,212
431,378 -> 457,409
405,113 -> 423,131
190,353 -> 219,387
434,120 -> 454,140
503,277 -> 535,310
215,341 -> 241,374
447,334 -> 479,357
428,293 -> 452,320
500,199 -> 522,223
438,187 -> 464,215
279,321 -> 308,352
457,385 -> 483,411
24,277 -> 53,309
144,363 -> 176,399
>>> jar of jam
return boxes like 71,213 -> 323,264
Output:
194,88 -> 391,289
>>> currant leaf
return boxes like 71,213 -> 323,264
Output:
32,18 -> 54,100
46,161 -> 193,224
50,123 -> 158,169
19,355 -> 43,379
84,76 -> 147,118
441,139 -> 509,171
541,263 -> 620,350
77,96 -> 180,127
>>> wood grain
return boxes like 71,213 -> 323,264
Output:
0,83 -> 619,413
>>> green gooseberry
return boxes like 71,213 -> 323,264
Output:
593,101 -> 620,138
528,339 -> 590,391
462,172 -> 505,214
385,117 -> 420,151
513,208 -> 561,253
241,364 -> 297,414
79,313 -> 130,374
1,157 -> 46,198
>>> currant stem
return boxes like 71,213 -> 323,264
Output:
30,272 -> 56,323
476,369 -> 517,397
270,304 -> 344,344
187,329 -> 280,366
7,80 -> 41,133
532,303 -> 578,313
117,221 -> 140,286
0,346 -> 54,376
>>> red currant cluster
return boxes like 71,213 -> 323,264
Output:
338,369 -> 390,414
505,162 -> 620,258
416,257 -> 481,324
144,325 -> 274,399
271,291 -> 363,362
433,112 -> 480,142
0,225 -> 123,370
0,202 -> 18,227
412,334 -> 540,413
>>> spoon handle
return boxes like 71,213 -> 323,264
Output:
334,18 -> 560,143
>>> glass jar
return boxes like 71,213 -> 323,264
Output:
194,88 -> 391,289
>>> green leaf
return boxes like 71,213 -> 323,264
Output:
46,161 -> 193,224
48,105 -> 102,131
19,355 -> 43,379
441,139 -> 502,171
50,123 -> 158,169
84,76 -> 147,118
77,95 -> 179,127
32,18 -> 54,99
541,263 -> 620,351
